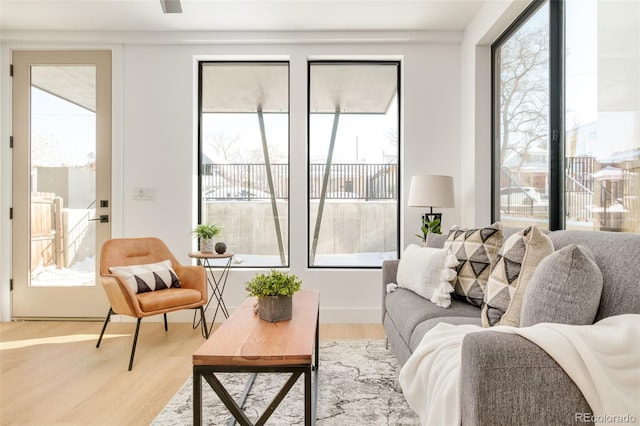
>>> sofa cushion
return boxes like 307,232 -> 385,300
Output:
521,244 -> 603,326
444,222 -> 504,307
385,287 -> 480,345
549,230 -> 640,321
396,245 -> 456,304
482,225 -> 554,327
109,259 -> 182,294
410,316 -> 482,351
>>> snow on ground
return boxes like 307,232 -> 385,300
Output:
31,256 -> 95,287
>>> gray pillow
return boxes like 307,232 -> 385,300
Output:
521,244 -> 603,327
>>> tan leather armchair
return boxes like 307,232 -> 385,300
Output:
96,237 -> 208,370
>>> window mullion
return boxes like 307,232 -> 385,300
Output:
549,0 -> 565,231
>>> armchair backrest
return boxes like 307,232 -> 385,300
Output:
100,237 -> 179,275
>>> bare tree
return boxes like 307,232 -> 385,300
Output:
31,133 -> 79,167
204,130 -> 288,195
205,131 -> 287,164
498,24 -> 549,178
205,131 -> 241,162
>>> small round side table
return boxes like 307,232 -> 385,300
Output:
188,251 -> 234,336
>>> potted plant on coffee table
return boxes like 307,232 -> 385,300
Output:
245,269 -> 302,322
192,223 -> 221,253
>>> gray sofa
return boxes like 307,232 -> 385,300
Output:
382,229 -> 640,425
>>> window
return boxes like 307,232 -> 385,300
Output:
199,62 -> 289,267
493,1 -> 550,229
565,0 -> 640,232
308,61 -> 400,268
492,0 -> 639,233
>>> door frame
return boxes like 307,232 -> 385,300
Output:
11,49 -> 112,319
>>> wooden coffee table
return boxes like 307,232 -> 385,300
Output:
193,290 -> 320,426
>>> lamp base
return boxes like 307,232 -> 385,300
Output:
422,212 -> 442,226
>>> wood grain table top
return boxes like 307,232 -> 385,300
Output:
193,290 -> 320,367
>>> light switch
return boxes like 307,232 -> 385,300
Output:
132,187 -> 157,200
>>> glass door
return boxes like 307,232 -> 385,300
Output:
12,50 -> 112,318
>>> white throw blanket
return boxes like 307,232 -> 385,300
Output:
399,314 -> 640,426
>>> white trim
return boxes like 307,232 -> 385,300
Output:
0,30 -> 463,45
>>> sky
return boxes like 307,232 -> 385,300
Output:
202,93 -> 399,165
31,87 -> 96,167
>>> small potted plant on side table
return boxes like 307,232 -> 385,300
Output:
245,269 -> 302,322
192,223 -> 221,253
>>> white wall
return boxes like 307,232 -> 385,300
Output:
118,39 -> 463,323
0,32 -> 464,323
1,2 -> 534,322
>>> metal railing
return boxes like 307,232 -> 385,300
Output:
201,163 -> 398,200
309,163 -> 397,200
202,164 -> 288,200
501,156 -> 631,224
499,168 -> 536,216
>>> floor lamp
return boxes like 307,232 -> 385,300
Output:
408,175 -> 455,241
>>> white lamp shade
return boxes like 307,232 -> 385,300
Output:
408,175 -> 455,208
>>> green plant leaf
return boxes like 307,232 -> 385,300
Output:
245,269 -> 302,299
192,223 -> 221,240
417,217 -> 442,240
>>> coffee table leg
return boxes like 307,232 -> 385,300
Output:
193,368 -> 202,426
312,362 -> 319,424
305,367 -> 312,425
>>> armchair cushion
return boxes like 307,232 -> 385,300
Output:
136,288 -> 202,312
109,259 -> 182,294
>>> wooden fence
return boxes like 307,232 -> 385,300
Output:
30,192 -> 64,271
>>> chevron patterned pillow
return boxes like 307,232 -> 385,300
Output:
109,259 -> 182,294
481,225 -> 554,327
443,222 -> 504,307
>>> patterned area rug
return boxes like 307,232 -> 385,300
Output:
153,340 -> 420,425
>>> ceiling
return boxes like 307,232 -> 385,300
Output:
0,0 -> 487,33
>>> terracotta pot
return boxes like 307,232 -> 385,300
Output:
258,295 -> 292,322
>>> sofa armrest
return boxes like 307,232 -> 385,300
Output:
381,259 -> 400,323
461,331 -> 593,426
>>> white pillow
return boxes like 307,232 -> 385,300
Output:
109,259 -> 182,294
396,245 -> 458,307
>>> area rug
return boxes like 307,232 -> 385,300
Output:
153,340 -> 420,425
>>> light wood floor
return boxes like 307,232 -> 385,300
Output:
0,320 -> 384,425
